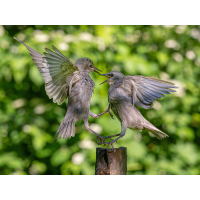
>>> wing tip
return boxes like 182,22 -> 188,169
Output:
52,45 -> 57,51
144,77 -> 179,88
14,37 -> 23,44
45,48 -> 51,52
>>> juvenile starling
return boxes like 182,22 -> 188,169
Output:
14,37 -> 111,142
99,71 -> 178,148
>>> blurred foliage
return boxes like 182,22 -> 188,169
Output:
0,25 -> 200,175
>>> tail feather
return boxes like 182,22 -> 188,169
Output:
62,122 -> 69,139
67,121 -> 72,139
144,120 -> 168,139
63,122 -> 69,139
149,129 -> 168,139
54,119 -> 75,141
54,124 -> 63,141
71,121 -> 75,137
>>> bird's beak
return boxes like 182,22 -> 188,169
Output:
100,79 -> 108,85
93,67 -> 102,74
99,74 -> 111,78
99,73 -> 110,85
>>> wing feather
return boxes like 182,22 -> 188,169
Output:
14,37 -> 82,105
123,75 -> 178,109
51,45 -> 70,61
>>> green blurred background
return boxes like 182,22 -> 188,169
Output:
0,25 -> 200,175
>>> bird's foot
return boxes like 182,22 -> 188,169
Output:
97,133 -> 118,144
97,134 -> 121,149
101,134 -> 120,141
106,141 -> 115,150
96,137 -> 106,146
97,141 -> 115,151
97,139 -> 118,151
102,134 -> 123,150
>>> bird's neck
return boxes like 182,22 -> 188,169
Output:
80,71 -> 90,76
109,79 -> 122,94
80,72 -> 95,87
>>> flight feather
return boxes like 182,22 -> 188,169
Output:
14,37 -> 81,105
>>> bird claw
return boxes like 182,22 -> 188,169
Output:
97,137 -> 106,145
106,142 -> 115,151
97,134 -> 120,149
97,139 -> 116,150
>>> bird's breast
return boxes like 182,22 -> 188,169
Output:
67,76 -> 94,119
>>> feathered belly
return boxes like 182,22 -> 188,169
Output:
67,78 -> 94,121
111,101 -> 144,129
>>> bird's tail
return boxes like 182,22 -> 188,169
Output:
148,129 -> 168,139
144,120 -> 168,139
54,118 -> 75,141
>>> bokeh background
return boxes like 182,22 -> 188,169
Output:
0,25 -> 200,175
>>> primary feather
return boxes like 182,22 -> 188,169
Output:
14,37 -> 81,105
123,75 -> 178,109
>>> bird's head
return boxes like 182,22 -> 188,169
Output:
99,71 -> 124,86
75,57 -> 101,74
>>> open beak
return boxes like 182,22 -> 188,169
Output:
99,73 -> 110,85
93,67 -> 102,74
100,79 -> 108,85
99,73 -> 111,78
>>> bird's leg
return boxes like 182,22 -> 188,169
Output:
96,133 -> 118,145
106,104 -> 114,119
83,117 -> 106,145
107,109 -> 114,119
99,121 -> 127,149
101,134 -> 120,141
89,104 -> 114,119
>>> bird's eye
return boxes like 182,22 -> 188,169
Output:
111,74 -> 114,77
89,65 -> 92,67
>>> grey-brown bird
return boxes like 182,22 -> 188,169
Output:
99,71 -> 178,148
14,37 -> 112,142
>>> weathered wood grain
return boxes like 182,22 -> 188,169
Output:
95,147 -> 127,175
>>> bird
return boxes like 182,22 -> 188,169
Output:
14,37 -> 112,142
99,71 -> 178,149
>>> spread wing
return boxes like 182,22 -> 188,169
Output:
122,75 -> 178,109
14,37 -> 82,105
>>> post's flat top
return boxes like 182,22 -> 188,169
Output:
96,147 -> 127,153
96,147 -> 126,150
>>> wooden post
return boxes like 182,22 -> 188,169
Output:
95,147 -> 127,175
